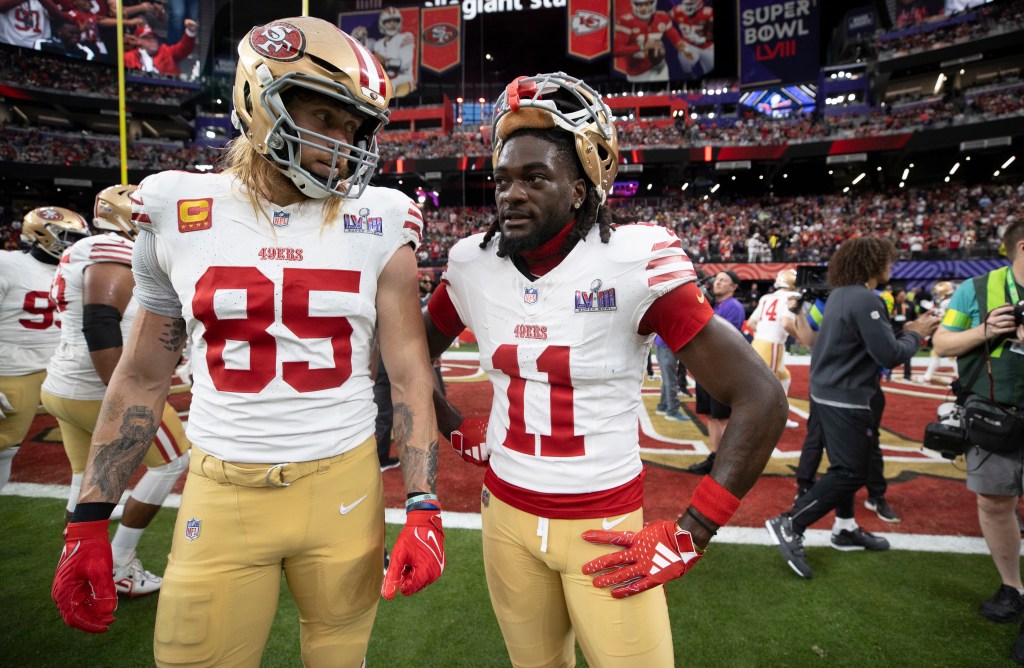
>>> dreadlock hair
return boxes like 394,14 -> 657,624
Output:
827,236 -> 897,287
479,127 -> 615,256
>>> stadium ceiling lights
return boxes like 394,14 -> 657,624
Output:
1002,156 -> 1016,170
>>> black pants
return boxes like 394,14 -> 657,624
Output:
790,401 -> 884,532
373,359 -> 393,462
795,392 -> 887,499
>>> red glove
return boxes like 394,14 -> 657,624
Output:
52,520 -> 118,633
581,520 -> 702,599
381,509 -> 445,599
449,417 -> 489,466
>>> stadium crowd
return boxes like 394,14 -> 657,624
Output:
875,0 -> 1024,60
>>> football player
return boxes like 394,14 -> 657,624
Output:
372,6 -> 416,96
41,184 -> 190,599
671,0 -> 714,77
0,207 -> 88,493
919,280 -> 958,384
423,72 -> 786,667
613,0 -> 689,82
51,17 -> 442,666
747,269 -> 800,428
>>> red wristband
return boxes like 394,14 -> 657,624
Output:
688,476 -> 740,527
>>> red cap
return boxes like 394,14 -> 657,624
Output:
134,24 -> 155,39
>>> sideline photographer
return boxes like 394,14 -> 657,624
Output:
931,220 -> 1024,657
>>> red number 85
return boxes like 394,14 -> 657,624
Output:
192,266 -> 359,393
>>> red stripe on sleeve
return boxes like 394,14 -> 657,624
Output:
648,268 -> 696,287
639,282 -> 714,351
646,255 -> 686,270
651,239 -> 682,251
426,282 -> 466,339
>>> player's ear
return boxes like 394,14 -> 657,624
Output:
572,179 -> 586,211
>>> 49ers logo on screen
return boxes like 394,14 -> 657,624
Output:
177,198 -> 212,233
250,22 -> 305,62
422,23 -> 457,46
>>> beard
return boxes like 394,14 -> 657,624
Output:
496,209 -> 575,258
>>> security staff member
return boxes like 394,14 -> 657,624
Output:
932,220 -> 1024,656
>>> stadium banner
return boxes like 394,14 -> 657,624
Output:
613,0 -> 714,82
737,0 -> 820,87
338,8 -> 420,97
567,0 -> 611,61
421,6 -> 462,75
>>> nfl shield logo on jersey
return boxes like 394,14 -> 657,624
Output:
524,287 -> 538,304
185,517 -> 201,541
272,211 -> 291,228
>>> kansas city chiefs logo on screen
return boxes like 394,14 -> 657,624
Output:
571,11 -> 609,36
250,22 -> 305,62
422,23 -> 458,46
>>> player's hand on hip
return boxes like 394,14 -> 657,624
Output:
0,391 -> 12,420
582,520 -> 702,599
52,520 -> 118,633
450,418 -> 489,466
382,508 -> 445,599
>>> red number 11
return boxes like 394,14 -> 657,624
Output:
490,344 -> 585,457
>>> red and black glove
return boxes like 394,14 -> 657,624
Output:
52,520 -> 118,633
582,520 -> 702,599
449,417 -> 489,467
381,508 -> 445,599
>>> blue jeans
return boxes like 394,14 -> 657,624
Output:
654,344 -> 679,413
167,0 -> 200,45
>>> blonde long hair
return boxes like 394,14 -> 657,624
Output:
222,137 -> 345,229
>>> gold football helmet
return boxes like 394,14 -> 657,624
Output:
492,72 -> 618,203
775,269 -> 797,290
21,207 -> 89,258
932,281 -> 955,301
92,184 -> 140,239
379,7 -> 403,36
231,16 -> 393,199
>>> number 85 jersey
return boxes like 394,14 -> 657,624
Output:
132,171 -> 422,463
434,224 -> 705,517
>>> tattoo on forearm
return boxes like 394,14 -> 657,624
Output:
158,318 -> 187,352
89,406 -> 158,499
394,402 -> 439,493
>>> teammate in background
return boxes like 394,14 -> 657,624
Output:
0,207 -> 88,493
51,18 -> 442,664
424,71 -> 786,667
671,0 -> 714,78
42,185 -> 189,599
614,0 -> 689,83
747,269 -> 800,429
373,6 -> 416,96
919,280 -> 958,384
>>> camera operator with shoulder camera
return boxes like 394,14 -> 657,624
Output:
931,220 -> 1024,654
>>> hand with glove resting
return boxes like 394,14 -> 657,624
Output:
582,520 -> 702,599
52,520 -> 118,632
381,507 -> 445,599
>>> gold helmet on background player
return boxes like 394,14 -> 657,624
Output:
492,71 -> 618,203
378,7 -> 403,36
775,268 -> 797,290
21,207 -> 90,259
931,281 -> 955,301
231,16 -> 393,199
92,184 -> 140,239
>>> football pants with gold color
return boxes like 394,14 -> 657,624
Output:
154,438 -> 383,668
40,392 -> 189,472
752,339 -> 791,382
482,489 -> 674,668
0,371 -> 46,450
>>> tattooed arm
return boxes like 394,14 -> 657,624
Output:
376,246 -> 439,496
78,309 -> 187,504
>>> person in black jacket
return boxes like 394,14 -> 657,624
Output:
766,237 -> 940,578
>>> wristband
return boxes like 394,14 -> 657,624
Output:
406,501 -> 442,513
406,493 -> 439,508
70,501 -> 117,523
688,476 -> 741,527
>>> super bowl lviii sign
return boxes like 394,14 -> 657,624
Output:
737,0 -> 819,87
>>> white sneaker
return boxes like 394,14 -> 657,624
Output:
113,558 -> 162,597
786,420 -> 799,429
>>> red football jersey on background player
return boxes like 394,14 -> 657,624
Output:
673,4 -> 713,48
613,11 -> 682,78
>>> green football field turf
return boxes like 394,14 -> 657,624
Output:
2,495 -> 1020,667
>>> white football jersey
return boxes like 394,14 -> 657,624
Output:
372,32 -> 415,86
750,290 -> 798,345
0,0 -> 50,49
43,234 -> 137,400
442,223 -> 696,495
0,250 -> 60,375
133,171 -> 422,463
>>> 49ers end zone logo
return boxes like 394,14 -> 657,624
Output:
250,22 -> 305,62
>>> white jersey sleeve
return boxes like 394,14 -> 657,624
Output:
0,251 -> 60,375
443,224 -> 696,500
42,234 -> 137,400
134,170 -> 421,462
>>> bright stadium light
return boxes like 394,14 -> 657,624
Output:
1002,156 -> 1016,169
852,172 -> 866,185
949,162 -> 960,175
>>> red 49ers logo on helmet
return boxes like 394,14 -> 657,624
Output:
250,22 -> 305,62
38,208 -> 63,221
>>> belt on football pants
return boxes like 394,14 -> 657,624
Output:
189,438 -> 373,488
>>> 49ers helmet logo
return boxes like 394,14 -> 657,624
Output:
250,22 -> 305,62
38,208 -> 63,221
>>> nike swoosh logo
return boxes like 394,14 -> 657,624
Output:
602,514 -> 630,531
339,495 -> 367,515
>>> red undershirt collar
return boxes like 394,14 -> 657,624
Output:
518,219 -> 576,277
